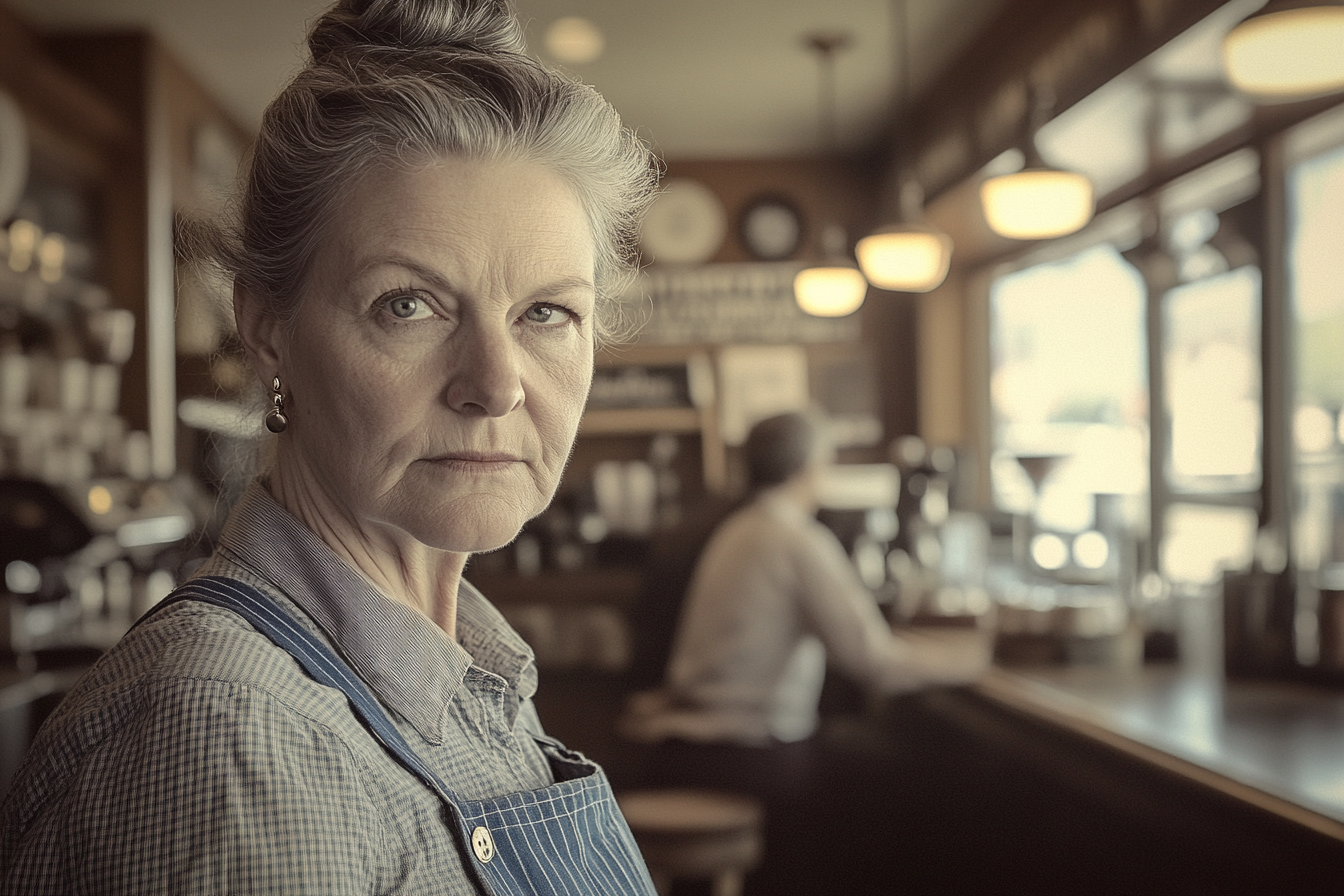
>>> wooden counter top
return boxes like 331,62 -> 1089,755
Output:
974,662 -> 1344,843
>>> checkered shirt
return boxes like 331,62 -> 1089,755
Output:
0,481 -> 558,895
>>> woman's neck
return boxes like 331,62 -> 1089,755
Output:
265,461 -> 467,639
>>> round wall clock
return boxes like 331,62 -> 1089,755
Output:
739,195 -> 804,261
639,177 -> 727,265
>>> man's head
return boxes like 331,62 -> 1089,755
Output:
743,412 -> 831,492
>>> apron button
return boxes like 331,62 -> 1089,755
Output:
471,825 -> 496,863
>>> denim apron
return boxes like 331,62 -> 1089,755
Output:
143,576 -> 656,896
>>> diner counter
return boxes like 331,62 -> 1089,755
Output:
972,661 -> 1344,844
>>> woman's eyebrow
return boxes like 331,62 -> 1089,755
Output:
530,275 -> 596,301
357,256 -> 594,301
354,255 -> 456,292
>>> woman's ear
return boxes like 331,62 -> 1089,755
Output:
234,281 -> 283,376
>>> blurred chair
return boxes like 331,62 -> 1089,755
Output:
617,788 -> 763,896
624,495 -> 737,690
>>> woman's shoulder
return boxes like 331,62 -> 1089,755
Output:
0,599 -> 396,896
98,598 -> 307,687
1,601 -> 385,858
40,599 -> 364,757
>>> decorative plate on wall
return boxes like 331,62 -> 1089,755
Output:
639,177 -> 727,265
739,194 -> 804,261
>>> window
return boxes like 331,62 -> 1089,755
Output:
988,163 -> 1265,592
1163,265 -> 1261,493
983,1 -> 1344,615
1287,111 -> 1344,585
989,244 -> 1149,537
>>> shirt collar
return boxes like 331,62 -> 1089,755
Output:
211,481 -> 538,743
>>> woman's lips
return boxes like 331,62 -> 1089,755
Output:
423,451 -> 523,470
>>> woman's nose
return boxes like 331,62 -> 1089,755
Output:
444,322 -> 525,417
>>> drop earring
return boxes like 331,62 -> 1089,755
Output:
265,376 -> 288,434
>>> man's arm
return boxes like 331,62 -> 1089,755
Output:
792,519 -> 991,694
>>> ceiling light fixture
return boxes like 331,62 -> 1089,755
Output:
981,168 -> 1094,239
980,86 -> 1094,241
856,0 -> 952,293
794,32 -> 868,318
544,16 -> 605,65
856,216 -> 952,291
796,223 -> 870,317
1221,1 -> 1344,102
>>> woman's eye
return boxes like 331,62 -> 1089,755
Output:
523,303 -> 574,326
382,293 -> 432,321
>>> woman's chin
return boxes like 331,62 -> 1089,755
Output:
464,527 -> 525,556
408,514 -> 529,556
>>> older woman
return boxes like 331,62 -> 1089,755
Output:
0,1 -> 658,894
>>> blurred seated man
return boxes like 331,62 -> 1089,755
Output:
621,412 -> 991,894
624,411 -> 989,748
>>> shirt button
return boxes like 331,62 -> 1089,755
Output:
471,826 -> 496,863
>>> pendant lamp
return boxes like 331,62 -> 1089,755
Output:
856,0 -> 953,293
795,223 -> 868,317
981,168 -> 1093,240
857,181 -> 953,292
980,87 -> 1093,241
794,33 -> 869,318
1221,1 -> 1344,102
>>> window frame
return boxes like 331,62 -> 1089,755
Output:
976,105 -> 1344,588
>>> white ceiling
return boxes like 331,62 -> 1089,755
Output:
3,0 -> 1006,159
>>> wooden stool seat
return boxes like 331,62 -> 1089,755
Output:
618,788 -> 764,896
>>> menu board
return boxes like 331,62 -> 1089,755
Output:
618,262 -> 862,345
587,364 -> 692,409
717,344 -> 811,446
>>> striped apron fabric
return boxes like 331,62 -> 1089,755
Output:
144,576 -> 656,896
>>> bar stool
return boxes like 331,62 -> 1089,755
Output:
617,788 -> 764,896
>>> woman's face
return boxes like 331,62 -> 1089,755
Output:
272,156 -> 596,554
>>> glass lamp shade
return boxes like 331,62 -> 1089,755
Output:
856,225 -> 953,292
980,168 -> 1094,240
794,264 -> 868,317
545,17 -> 605,65
1221,5 -> 1344,101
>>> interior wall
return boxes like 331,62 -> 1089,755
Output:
654,156 -> 919,443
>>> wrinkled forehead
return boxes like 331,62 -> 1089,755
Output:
299,154 -> 596,297
339,151 -> 587,231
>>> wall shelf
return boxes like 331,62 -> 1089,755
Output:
580,406 -> 702,436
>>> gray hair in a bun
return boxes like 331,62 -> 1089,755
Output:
307,0 -> 528,61
213,0 -> 657,341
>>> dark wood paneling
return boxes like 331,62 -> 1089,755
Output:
0,6 -> 130,153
